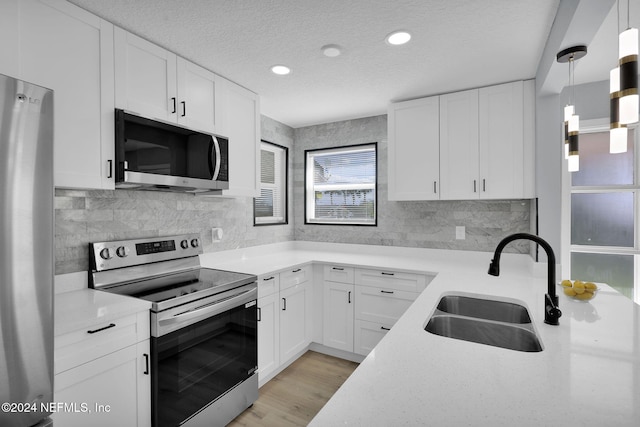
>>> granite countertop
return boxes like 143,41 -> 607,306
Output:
200,241 -> 640,426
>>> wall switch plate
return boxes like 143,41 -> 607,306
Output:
212,228 -> 223,242
455,226 -> 465,240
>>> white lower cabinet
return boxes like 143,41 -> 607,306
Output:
319,265 -> 429,357
354,286 -> 419,325
323,281 -> 354,352
257,291 -> 280,385
280,281 -> 312,363
256,266 -> 312,386
53,311 -> 150,427
354,319 -> 392,356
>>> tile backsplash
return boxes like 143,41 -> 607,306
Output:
55,114 -> 531,275
292,115 -> 532,253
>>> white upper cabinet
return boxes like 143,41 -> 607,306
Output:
19,0 -> 115,190
387,80 -> 535,201
0,0 -> 19,78
479,81 -> 525,199
439,88 -> 480,200
176,59 -> 218,133
388,96 -> 440,200
114,28 -> 177,123
216,76 -> 261,197
114,27 -> 219,134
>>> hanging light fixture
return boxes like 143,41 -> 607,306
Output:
557,45 -> 587,172
610,66 -> 628,153
619,0 -> 638,125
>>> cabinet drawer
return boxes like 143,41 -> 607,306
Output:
280,265 -> 310,291
55,311 -> 149,375
258,273 -> 280,298
355,285 -> 419,325
355,268 -> 430,292
354,319 -> 392,356
323,265 -> 355,284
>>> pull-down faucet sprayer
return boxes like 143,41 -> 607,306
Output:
488,233 -> 562,326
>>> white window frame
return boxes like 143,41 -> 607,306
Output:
304,143 -> 377,226
254,140 -> 287,226
563,118 -> 640,304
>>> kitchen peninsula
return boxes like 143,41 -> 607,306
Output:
199,241 -> 640,427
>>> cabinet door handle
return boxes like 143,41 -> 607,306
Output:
257,307 -> 262,322
263,276 -> 274,281
332,267 -> 344,271
143,353 -> 149,375
483,178 -> 486,192
107,160 -> 113,178
473,180 -> 477,193
433,181 -> 437,193
381,326 -> 391,331
381,272 -> 394,276
380,290 -> 394,294
87,323 -> 116,334
348,291 -> 351,304
171,97 -> 176,113
282,297 -> 287,311
292,268 -> 302,273
181,101 -> 186,117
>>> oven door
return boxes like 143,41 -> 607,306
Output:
151,285 -> 257,427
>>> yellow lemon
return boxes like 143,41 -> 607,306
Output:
564,287 -> 577,296
584,282 -> 598,290
575,291 -> 594,300
573,281 -> 585,294
561,279 -> 573,288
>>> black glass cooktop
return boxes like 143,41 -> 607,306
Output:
105,268 -> 256,311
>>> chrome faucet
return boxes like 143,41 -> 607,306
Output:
488,233 -> 562,326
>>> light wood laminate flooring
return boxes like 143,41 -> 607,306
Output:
228,351 -> 359,426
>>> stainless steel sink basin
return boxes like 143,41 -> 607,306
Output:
425,294 -> 543,352
425,315 -> 543,352
436,295 -> 532,324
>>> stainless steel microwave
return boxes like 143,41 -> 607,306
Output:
115,109 -> 229,193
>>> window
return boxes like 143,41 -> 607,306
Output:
569,124 -> 639,303
305,143 -> 377,225
254,141 -> 287,225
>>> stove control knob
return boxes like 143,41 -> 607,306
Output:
99,247 -> 112,260
190,238 -> 199,248
116,246 -> 130,258
180,239 -> 189,249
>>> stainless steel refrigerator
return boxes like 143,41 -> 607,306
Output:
0,73 -> 54,426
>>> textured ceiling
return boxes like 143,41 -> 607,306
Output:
69,0 -> 563,128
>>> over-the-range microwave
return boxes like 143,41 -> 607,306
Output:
115,109 -> 229,193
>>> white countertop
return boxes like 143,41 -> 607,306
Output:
55,288 -> 151,336
202,241 -> 640,427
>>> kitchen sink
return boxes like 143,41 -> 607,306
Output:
436,295 -> 532,324
425,294 -> 543,352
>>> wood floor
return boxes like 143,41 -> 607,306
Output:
228,351 -> 359,427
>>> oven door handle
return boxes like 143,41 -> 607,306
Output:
158,287 -> 257,332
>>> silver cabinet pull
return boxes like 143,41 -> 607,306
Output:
473,180 -> 477,193
381,326 -> 391,331
483,178 -> 486,192
433,181 -> 437,193
292,268 -> 302,273
263,276 -> 275,281
282,297 -> 287,311
380,290 -> 394,294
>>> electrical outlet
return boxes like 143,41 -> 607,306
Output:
212,228 -> 223,242
455,226 -> 465,240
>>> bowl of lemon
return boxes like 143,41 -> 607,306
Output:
560,279 -> 598,301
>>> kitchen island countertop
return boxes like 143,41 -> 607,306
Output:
200,241 -> 640,426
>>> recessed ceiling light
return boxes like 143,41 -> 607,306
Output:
271,65 -> 291,75
386,31 -> 411,46
322,44 -> 342,57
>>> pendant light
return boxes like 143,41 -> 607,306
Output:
557,45 -> 587,172
611,66 -> 629,153
619,0 -> 639,125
